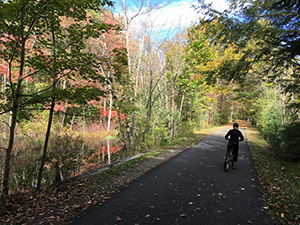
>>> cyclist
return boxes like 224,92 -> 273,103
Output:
225,122 -> 244,169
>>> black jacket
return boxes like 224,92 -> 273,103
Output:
225,129 -> 244,143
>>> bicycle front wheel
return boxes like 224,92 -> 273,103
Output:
224,156 -> 230,172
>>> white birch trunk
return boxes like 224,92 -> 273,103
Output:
107,90 -> 113,165
179,90 -> 185,120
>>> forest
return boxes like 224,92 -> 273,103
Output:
0,0 -> 299,201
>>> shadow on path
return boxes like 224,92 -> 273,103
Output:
71,127 -> 272,225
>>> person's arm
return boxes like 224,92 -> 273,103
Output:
239,131 -> 244,141
225,130 -> 231,140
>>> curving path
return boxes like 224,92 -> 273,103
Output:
71,127 -> 272,225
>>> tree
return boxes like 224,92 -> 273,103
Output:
0,0 -> 114,196
196,0 -> 300,116
116,0 -> 175,150
194,0 -> 300,161
181,22 -> 236,126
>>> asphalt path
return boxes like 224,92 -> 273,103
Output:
71,127 -> 273,225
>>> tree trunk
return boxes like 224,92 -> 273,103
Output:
101,34 -> 126,149
81,106 -> 86,160
129,28 -> 145,150
2,11 -> 26,196
3,106 -> 18,196
179,90 -> 185,120
146,69 -> 153,123
70,115 -> 75,130
107,86 -> 113,165
170,88 -> 175,138
1,65 -> 9,140
37,28 -> 57,191
37,96 -> 55,191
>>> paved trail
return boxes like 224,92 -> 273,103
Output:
71,127 -> 272,225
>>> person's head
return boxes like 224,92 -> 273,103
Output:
233,122 -> 239,130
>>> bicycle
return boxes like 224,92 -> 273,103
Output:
224,143 -> 235,172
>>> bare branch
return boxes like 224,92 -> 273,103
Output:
0,109 -> 12,116
20,68 -> 74,97
0,119 -> 11,128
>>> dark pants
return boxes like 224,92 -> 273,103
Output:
228,142 -> 239,162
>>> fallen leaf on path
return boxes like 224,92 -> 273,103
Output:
115,216 -> 122,221
73,204 -> 81,209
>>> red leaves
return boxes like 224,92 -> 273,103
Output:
54,104 -> 67,113
99,108 -> 125,121
0,64 -> 8,75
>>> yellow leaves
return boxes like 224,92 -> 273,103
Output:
214,84 -> 231,96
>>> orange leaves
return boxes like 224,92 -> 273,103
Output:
99,108 -> 126,121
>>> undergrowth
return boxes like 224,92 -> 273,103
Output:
1,126 -> 218,224
246,127 -> 300,225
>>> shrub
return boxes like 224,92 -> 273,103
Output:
10,135 -> 42,191
279,122 -> 300,162
46,131 -> 85,184
257,105 -> 283,156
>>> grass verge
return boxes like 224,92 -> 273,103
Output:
246,127 -> 300,225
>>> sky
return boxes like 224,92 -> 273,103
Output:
112,0 -> 229,40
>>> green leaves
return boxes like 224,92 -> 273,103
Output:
0,0 -> 118,109
0,0 -> 123,196
198,0 -> 300,113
